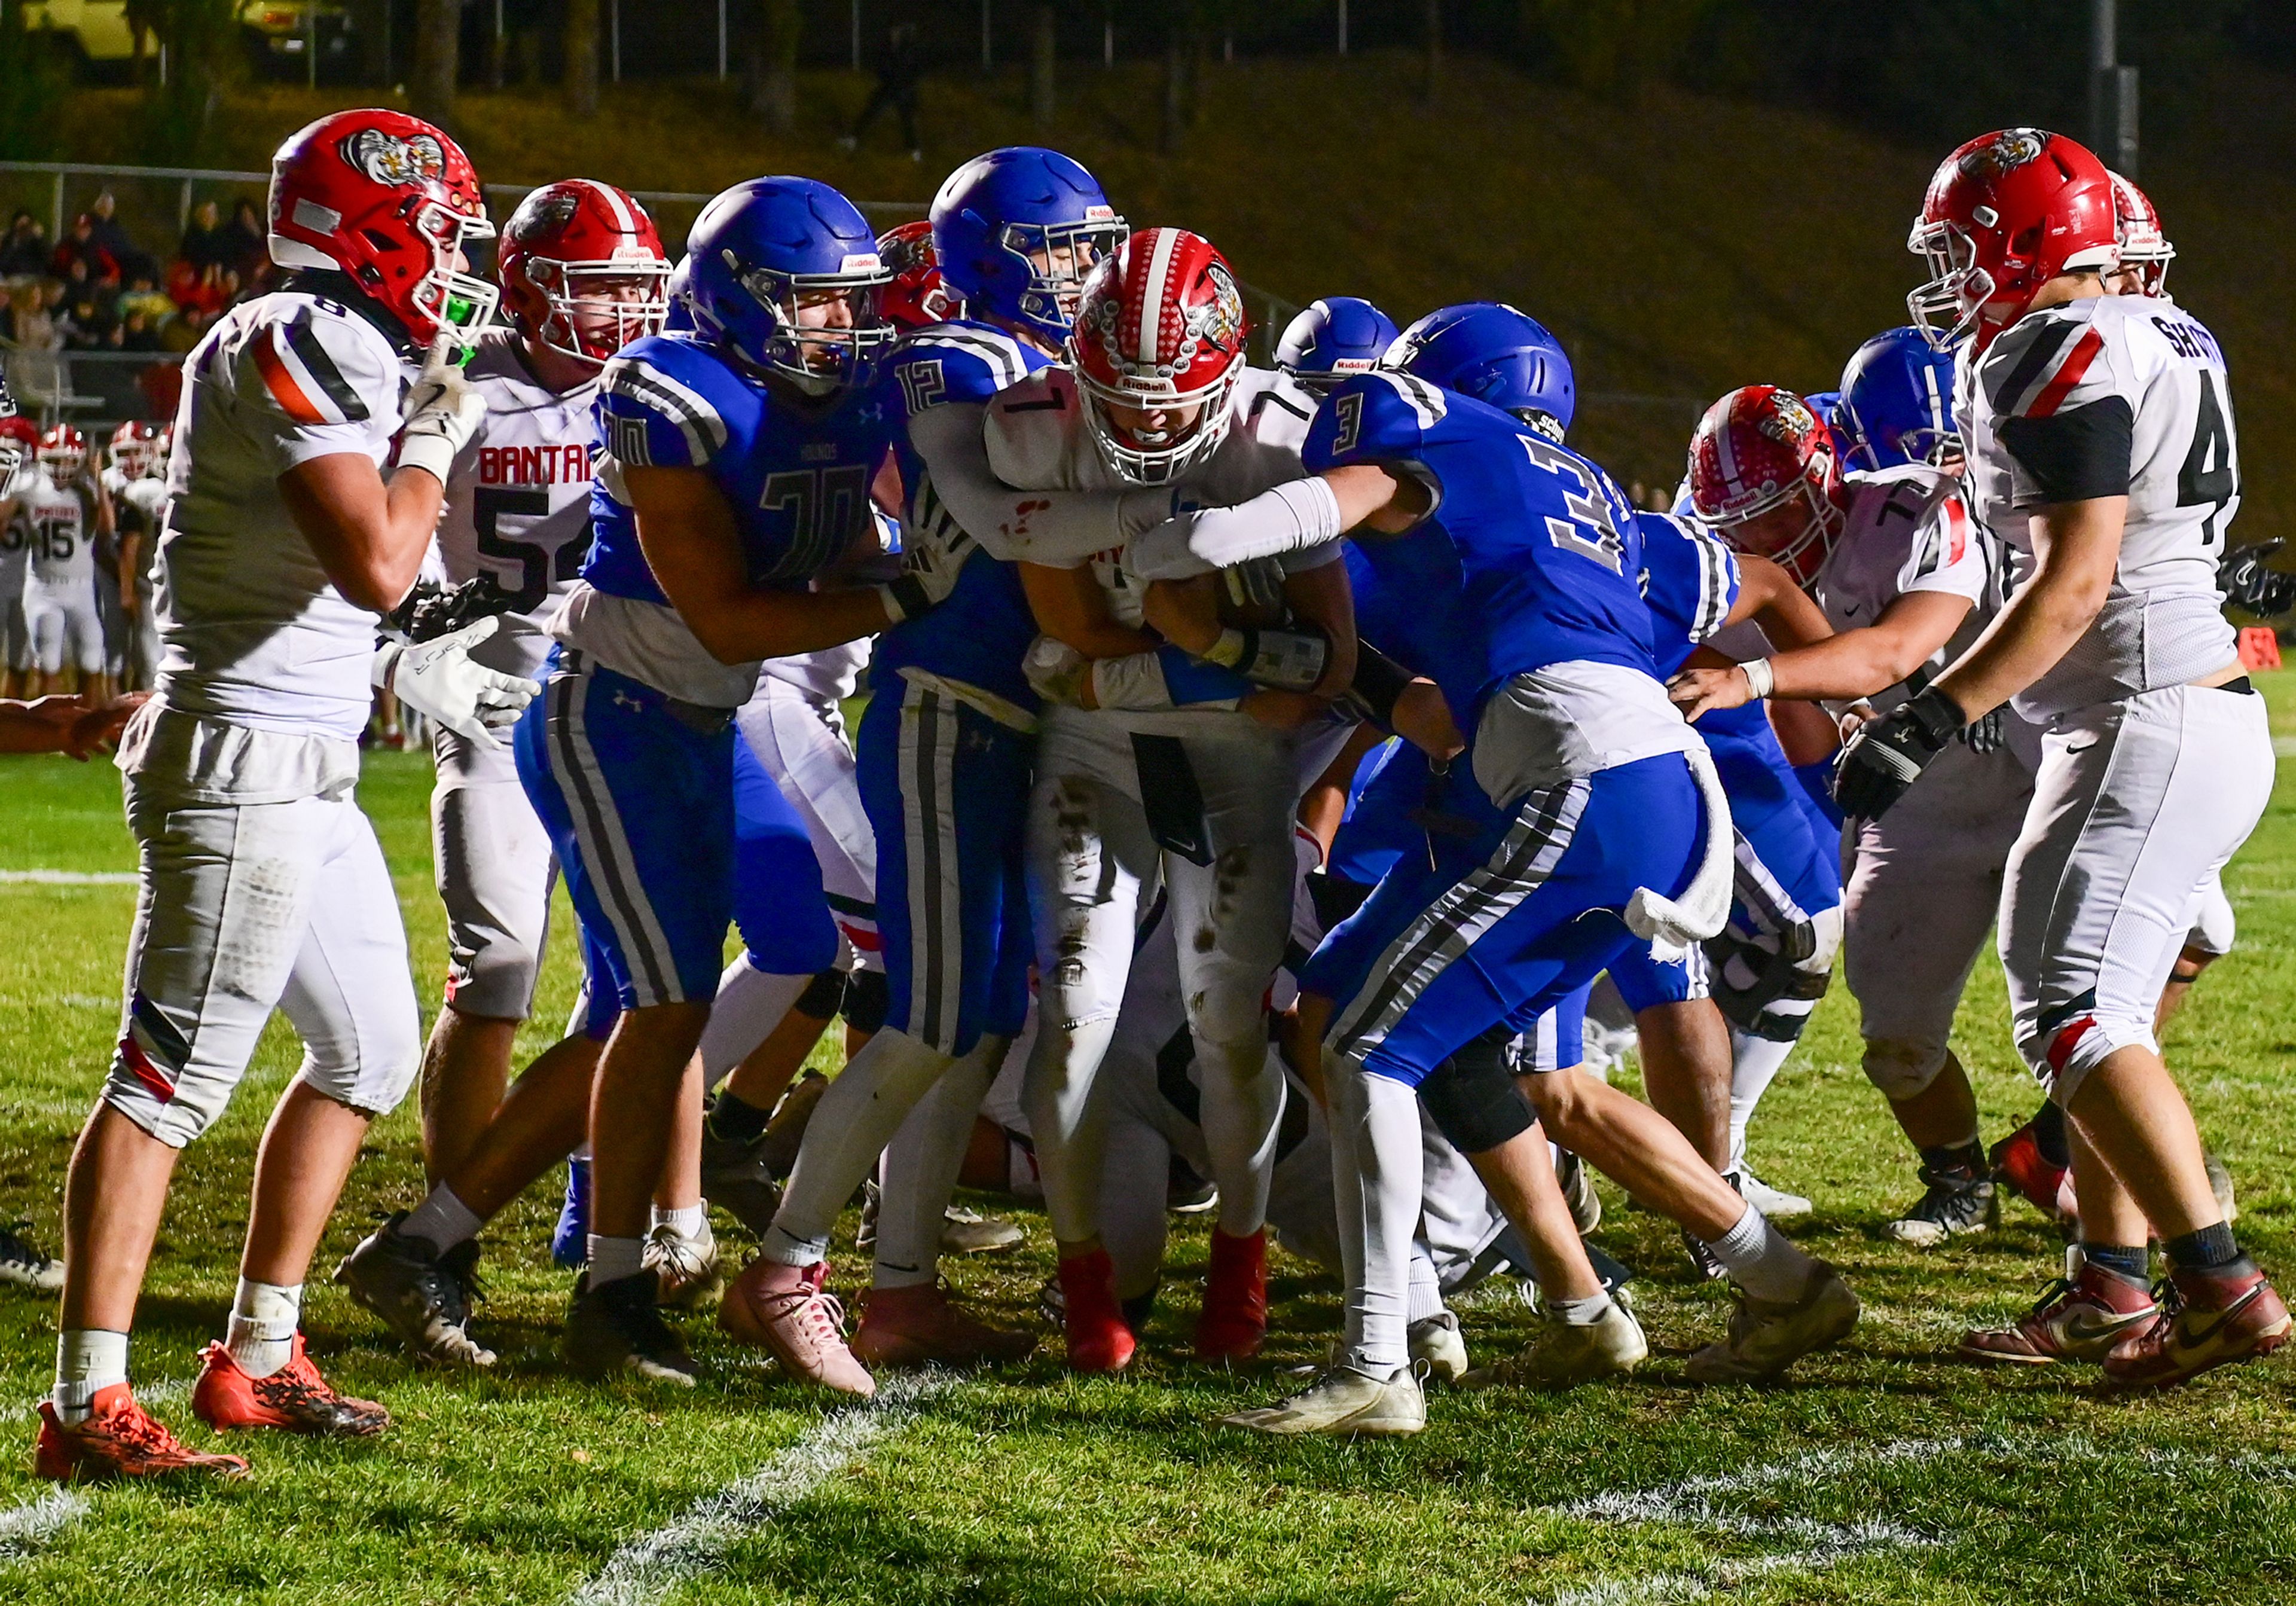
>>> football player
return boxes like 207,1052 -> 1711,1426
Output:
22,425 -> 113,703
1274,297 -> 1400,401
726,147 -> 1134,1391
1135,303 -> 1859,1435
105,421 -> 170,693
1668,380 -> 2020,1247
511,175 -> 943,1385
37,109 -> 532,1482
1840,128 -> 2284,1383
0,408 -> 34,697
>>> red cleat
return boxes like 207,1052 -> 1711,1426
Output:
853,1281 -> 1036,1368
191,1335 -> 390,1437
1958,1254 -> 2156,1364
35,1384 -> 249,1481
1058,1247 -> 1136,1373
1989,1120 -> 2071,1220
2104,1260 -> 2292,1390
1194,1228 -> 1269,1363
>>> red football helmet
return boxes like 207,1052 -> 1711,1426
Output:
1686,385 -> 1844,588
111,419 -> 163,479
875,220 -> 960,332
267,108 -> 497,352
0,414 -> 33,491
1067,227 -> 1251,486
38,424 -> 88,483
497,180 -> 670,365
1907,127 -> 2118,353
2108,170 -> 2173,299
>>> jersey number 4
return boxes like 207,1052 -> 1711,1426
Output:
476,488 -> 587,613
1519,433 -> 1626,575
2176,370 -> 2239,552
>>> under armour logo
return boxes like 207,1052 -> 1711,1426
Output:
612,691 -> 646,713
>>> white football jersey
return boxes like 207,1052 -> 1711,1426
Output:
22,472 -> 96,589
436,329 -> 600,681
1960,293 -> 2240,719
0,503 -> 27,596
982,365 -> 1329,631
1810,463 -> 1996,712
158,288 -> 411,741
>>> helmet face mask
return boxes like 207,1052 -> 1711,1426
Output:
109,420 -> 163,480
1907,218 -> 1992,352
408,197 -> 500,348
932,149 -> 1124,347
38,426 -> 87,483
732,268 -> 893,393
997,216 -> 1125,333
685,177 -> 894,396
521,257 -> 670,364
1688,385 -> 1843,588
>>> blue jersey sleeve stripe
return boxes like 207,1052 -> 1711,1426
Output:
1371,370 -> 1447,430
601,359 -> 730,462
914,328 -> 1027,392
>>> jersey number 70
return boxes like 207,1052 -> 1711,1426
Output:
1519,432 -> 1626,575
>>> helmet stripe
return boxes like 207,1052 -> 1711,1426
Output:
581,178 -> 635,235
1136,228 -> 1180,365
1711,396 -> 1741,494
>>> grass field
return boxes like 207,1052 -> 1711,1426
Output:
0,681 -> 2292,1605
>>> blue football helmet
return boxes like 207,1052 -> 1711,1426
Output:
1390,301 -> 1574,439
661,254 -> 695,334
1839,325 -> 1960,471
683,177 -> 893,393
930,147 -> 1125,346
1275,297 -> 1400,395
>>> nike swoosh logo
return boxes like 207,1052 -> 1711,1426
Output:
1842,603 -> 1863,618
2173,1294 -> 2255,1351
2062,1308 -> 2151,1345
2065,738 -> 2098,753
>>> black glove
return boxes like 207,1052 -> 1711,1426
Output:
1960,704 -> 2006,753
389,573 -> 520,643
2220,540 -> 2296,619
1834,685 -> 1968,821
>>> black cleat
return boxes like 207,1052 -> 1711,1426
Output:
565,1270 -> 697,1385
335,1214 -> 496,1367
1885,1167 -> 1998,1247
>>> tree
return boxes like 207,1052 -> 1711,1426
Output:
564,0 -> 599,118
746,0 -> 802,133
138,0 -> 240,163
1528,0 -> 1713,103
411,0 -> 461,133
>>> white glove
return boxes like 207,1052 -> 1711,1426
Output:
1022,635 -> 1091,708
375,616 -> 540,749
880,494 -> 975,623
396,336 -> 487,485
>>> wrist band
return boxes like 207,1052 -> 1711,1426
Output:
1740,658 -> 1776,700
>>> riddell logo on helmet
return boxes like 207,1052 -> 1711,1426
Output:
1958,127 -> 2046,182
344,128 -> 446,190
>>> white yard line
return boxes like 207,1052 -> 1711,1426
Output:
0,1487 -> 89,1556
0,870 -> 135,886
566,1371 -> 951,1606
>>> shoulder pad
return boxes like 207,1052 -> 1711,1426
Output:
240,294 -> 401,428
1978,304 -> 2116,423
1303,370 -> 1448,472
983,366 -> 1083,488
890,321 -> 1036,411
597,336 -> 736,468
1636,510 -> 1741,643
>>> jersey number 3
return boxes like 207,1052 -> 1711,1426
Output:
1520,433 -> 1626,575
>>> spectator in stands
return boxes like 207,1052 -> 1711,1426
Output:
0,212 -> 48,278
86,193 -> 152,283
160,303 -> 210,356
116,274 -> 174,328
7,282 -> 61,351
178,200 -> 230,272
117,307 -> 167,354
52,215 -> 121,288
222,200 -> 265,277
59,283 -> 119,350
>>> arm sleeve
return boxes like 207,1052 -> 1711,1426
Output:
1999,400 -> 2135,508
910,401 -> 1172,567
240,312 -> 393,475
1126,476 -> 1346,581
1977,313 -> 2136,508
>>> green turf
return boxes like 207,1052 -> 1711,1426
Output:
0,682 -> 2292,1605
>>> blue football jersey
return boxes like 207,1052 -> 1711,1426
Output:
1305,371 -> 1659,725
872,320 -> 1050,708
1636,511 -> 1739,679
586,331 -> 897,606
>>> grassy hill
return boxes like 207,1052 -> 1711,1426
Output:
17,52 -> 2295,531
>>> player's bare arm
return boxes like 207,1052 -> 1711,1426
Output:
625,463 -> 900,664
1672,588 -> 1968,717
279,451 -> 449,612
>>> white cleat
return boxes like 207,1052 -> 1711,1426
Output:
1409,1311 -> 1470,1384
1732,1167 -> 1812,1221
1686,1259 -> 1860,1384
644,1215 -> 722,1309
1461,1302 -> 1648,1391
1219,1364 -> 1425,1437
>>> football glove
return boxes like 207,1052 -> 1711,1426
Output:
397,335 -> 488,484
1022,636 -> 1092,709
1833,685 -> 1967,821
2220,539 -> 2296,620
1960,704 -> 2007,754
389,572 -> 520,643
375,616 -> 541,749
881,496 -> 972,623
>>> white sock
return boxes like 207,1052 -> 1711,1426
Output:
402,1183 -> 484,1254
1406,1252 -> 1445,1324
224,1279 -> 302,1379
768,1027 -> 955,1266
1329,1061 -> 1422,1374
649,1201 -> 707,1240
697,957 -> 816,1091
1704,1202 -> 1813,1303
53,1329 -> 129,1423
1554,1290 -> 1615,1326
1727,1028 -> 1800,1174
874,1035 -> 1006,1290
587,1233 -> 646,1286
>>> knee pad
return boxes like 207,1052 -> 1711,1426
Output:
1861,1036 -> 1949,1101
1418,1029 -> 1537,1156
841,968 -> 889,1036
795,967 -> 848,1021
